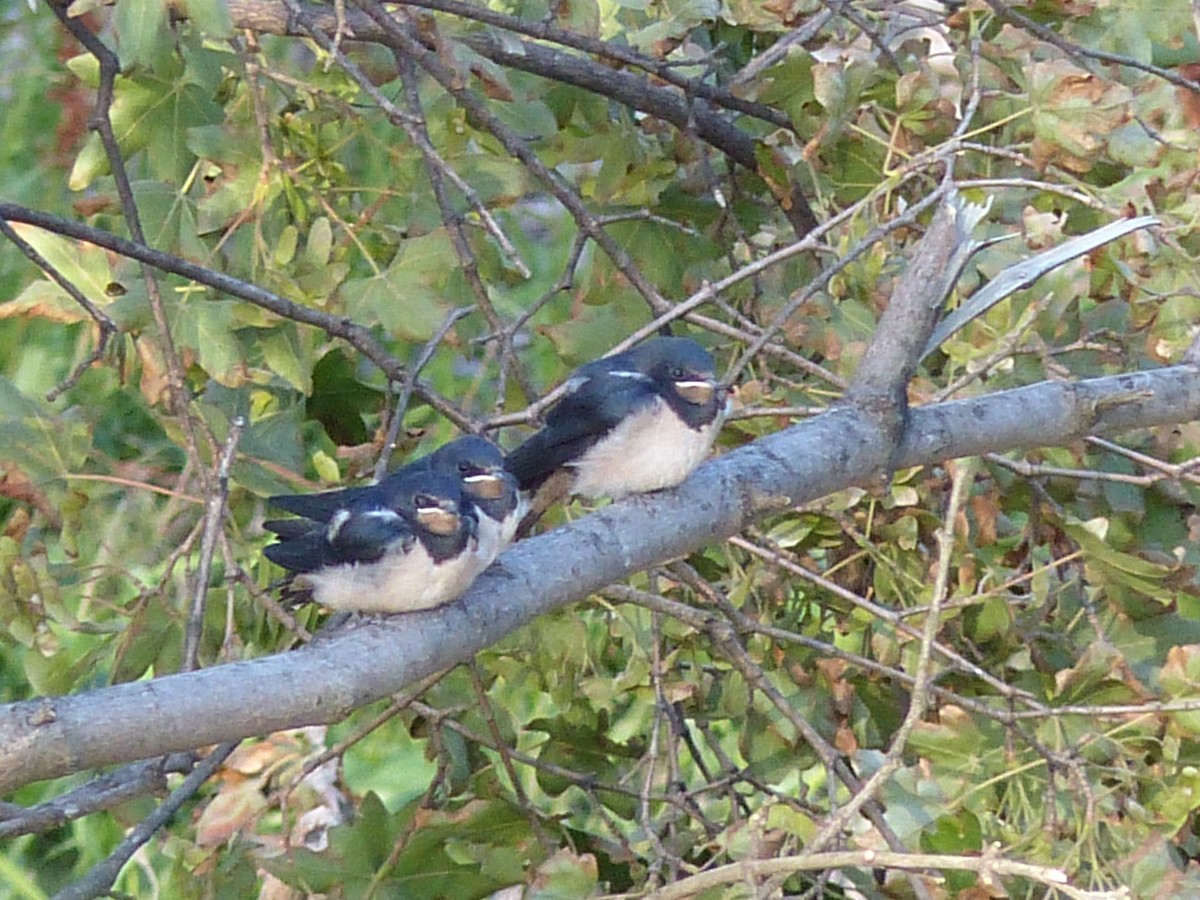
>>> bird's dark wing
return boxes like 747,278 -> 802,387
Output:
263,506 -> 416,574
263,517 -> 322,541
267,484 -> 372,522
505,369 -> 656,491
325,509 -> 418,564
262,520 -> 328,573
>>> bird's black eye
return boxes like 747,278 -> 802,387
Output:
669,365 -> 686,379
415,493 -> 435,507
458,461 -> 471,473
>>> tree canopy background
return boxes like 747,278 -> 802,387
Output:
2,0 -> 1200,898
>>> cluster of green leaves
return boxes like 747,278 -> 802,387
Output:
3,0 -> 1200,897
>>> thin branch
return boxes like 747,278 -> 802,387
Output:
291,11 -> 530,280
454,29 -> 817,235
808,459 -> 974,852
399,0 -> 792,128
182,418 -> 244,671
341,0 -> 675,319
375,307 -> 472,481
0,202 -> 473,430
646,571 -> 935,900
0,217 -> 118,401
230,0 -> 790,128
46,0 -> 209,479
0,754 -> 195,839
52,741 -> 239,900
647,846 -> 1128,900
388,35 -> 537,406
727,535 -> 1038,704
982,0 -> 1200,93
223,0 -> 816,233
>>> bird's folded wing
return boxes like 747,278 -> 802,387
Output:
505,370 -> 654,491
262,522 -> 327,573
264,507 -> 416,574
267,485 -> 370,522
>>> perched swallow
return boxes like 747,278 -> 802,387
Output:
269,436 -> 523,566
263,470 -> 480,614
505,337 -> 728,504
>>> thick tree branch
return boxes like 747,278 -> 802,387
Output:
0,362 -> 1196,794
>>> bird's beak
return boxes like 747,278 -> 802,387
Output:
675,378 -> 720,405
463,470 -> 506,500
417,501 -> 462,536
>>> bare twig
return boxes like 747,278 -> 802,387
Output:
344,0 -> 673,318
182,418 -> 244,672
52,741 -> 239,900
981,0 -> 1200,93
0,753 -> 194,839
728,534 -> 1039,704
808,459 -> 974,851
647,846 -> 1128,900
0,202 -> 473,429
46,1 -> 212,493
0,218 -> 118,401
374,307 -> 472,481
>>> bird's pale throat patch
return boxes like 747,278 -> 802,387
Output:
417,507 -> 462,535
675,380 -> 715,405
464,473 -> 505,499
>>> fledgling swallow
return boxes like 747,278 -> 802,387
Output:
504,337 -> 728,508
263,470 -> 480,614
269,436 -> 523,569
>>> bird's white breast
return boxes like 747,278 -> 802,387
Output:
302,538 -> 479,613
568,398 -> 722,499
474,494 -> 527,568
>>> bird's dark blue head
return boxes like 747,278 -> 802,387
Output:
375,469 -> 478,561
625,337 -> 727,429
423,436 -> 518,521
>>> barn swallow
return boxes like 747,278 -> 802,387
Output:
504,337 -> 728,504
269,436 -> 523,566
263,470 -> 480,614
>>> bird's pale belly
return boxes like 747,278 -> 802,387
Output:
303,542 -> 478,613
569,401 -> 720,499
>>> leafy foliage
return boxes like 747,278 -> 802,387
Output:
3,0 -> 1200,898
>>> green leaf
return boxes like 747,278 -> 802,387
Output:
312,450 -> 340,484
173,299 -> 245,386
274,225 -> 299,268
114,0 -> 172,72
184,0 -> 234,37
525,849 -> 600,900
342,231 -> 460,342
3,223 -> 115,312
972,596 -> 1012,644
0,377 -> 91,481
259,326 -> 312,393
305,217 -> 333,268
